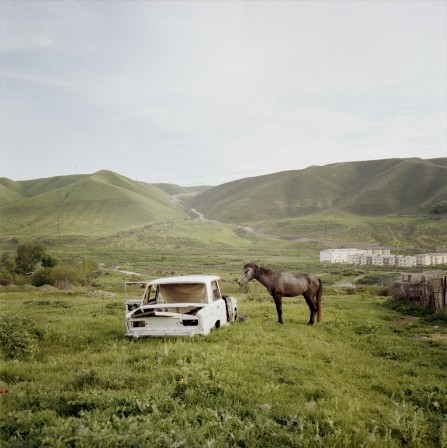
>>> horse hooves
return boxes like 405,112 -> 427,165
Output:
307,322 -> 314,326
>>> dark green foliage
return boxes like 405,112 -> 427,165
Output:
41,254 -> 58,268
0,252 -> 15,274
31,268 -> 53,287
355,275 -> 384,285
11,242 -> 59,277
0,315 -> 45,361
15,242 -> 45,274
430,200 -> 447,215
31,258 -> 99,288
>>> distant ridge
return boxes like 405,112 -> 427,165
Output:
1,158 -> 446,239
0,170 -> 187,236
189,158 -> 447,222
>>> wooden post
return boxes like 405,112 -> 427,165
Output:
432,279 -> 442,311
443,276 -> 447,308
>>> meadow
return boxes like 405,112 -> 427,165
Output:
1,274 -> 447,447
1,207 -> 447,447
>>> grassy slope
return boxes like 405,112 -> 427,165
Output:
251,212 -> 447,252
0,181 -> 25,205
0,171 -> 187,237
190,158 -> 447,222
153,183 -> 211,196
1,158 -> 446,250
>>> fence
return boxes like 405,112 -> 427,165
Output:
390,273 -> 447,311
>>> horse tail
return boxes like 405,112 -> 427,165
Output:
316,278 -> 323,323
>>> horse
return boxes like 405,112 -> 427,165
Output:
238,263 -> 323,325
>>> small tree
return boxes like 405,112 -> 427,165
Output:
15,242 -> 46,274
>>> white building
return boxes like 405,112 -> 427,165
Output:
371,255 -> 383,266
430,253 -> 447,265
415,253 -> 447,266
320,248 -> 362,263
385,256 -> 396,266
395,256 -> 416,268
320,249 -> 446,266
347,254 -> 363,265
321,248 -> 390,264
416,254 -> 431,266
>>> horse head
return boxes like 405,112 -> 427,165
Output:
238,263 -> 258,286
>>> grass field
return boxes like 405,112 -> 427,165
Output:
1,164 -> 446,446
1,209 -> 446,447
1,280 -> 447,447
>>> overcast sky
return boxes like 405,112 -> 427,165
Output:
1,0 -> 446,186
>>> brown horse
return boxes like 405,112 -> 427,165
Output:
238,263 -> 323,325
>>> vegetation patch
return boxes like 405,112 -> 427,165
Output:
0,315 -> 45,361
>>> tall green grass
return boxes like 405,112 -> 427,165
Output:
1,285 -> 446,447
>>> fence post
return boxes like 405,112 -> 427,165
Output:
432,278 -> 442,311
443,276 -> 446,308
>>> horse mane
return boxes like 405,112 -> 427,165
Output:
243,262 -> 259,275
244,263 -> 276,278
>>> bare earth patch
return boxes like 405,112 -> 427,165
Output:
430,333 -> 447,342
394,315 -> 420,325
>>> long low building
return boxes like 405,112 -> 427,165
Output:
320,248 -> 390,263
320,248 -> 447,267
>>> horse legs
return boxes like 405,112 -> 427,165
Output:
272,294 -> 283,324
303,293 -> 317,325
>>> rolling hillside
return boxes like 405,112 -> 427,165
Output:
1,158 -> 446,248
0,171 -> 187,237
189,158 -> 447,223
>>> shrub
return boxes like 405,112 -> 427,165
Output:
0,276 -> 10,286
41,254 -> 58,268
355,275 -> 384,285
50,263 -> 84,288
0,315 -> 45,361
0,252 -> 16,275
430,201 -> 447,215
31,268 -> 54,287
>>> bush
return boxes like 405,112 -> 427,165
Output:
0,315 -> 45,361
31,268 -> 54,287
355,275 -> 384,285
0,252 -> 16,275
41,254 -> 58,268
430,201 -> 447,215
50,263 -> 84,288
0,276 -> 10,286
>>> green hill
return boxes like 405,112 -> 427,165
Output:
153,183 -> 211,196
1,158 -> 446,248
0,171 -> 187,237
189,158 -> 447,223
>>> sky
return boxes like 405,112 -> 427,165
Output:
0,0 -> 446,186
